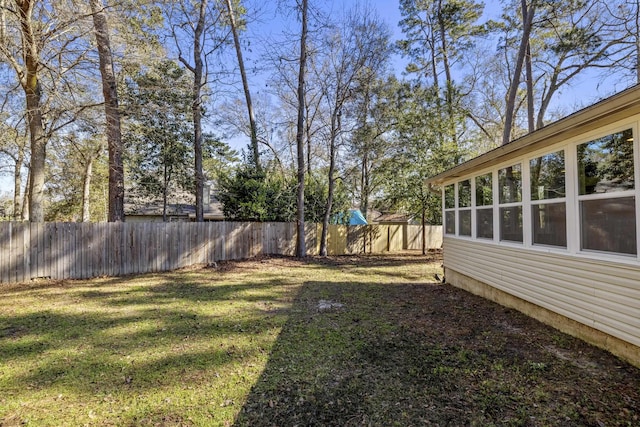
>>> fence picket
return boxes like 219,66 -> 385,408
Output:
0,223 -> 8,283
9,222 -> 18,283
50,223 -> 58,280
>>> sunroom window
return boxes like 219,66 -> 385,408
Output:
577,129 -> 637,255
458,179 -> 471,236
499,164 -> 522,243
444,184 -> 456,235
530,150 -> 567,247
475,173 -> 493,239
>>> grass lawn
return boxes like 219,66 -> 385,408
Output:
1,252 -> 639,426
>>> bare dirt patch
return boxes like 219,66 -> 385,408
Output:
235,252 -> 640,427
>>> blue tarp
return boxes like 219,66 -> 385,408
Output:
348,209 -> 368,225
332,209 -> 368,225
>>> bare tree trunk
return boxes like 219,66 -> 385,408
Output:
16,0 -> 47,222
13,147 -> 24,220
429,24 -> 439,94
26,95 -> 46,222
437,0 -> 459,160
193,76 -> 205,223
189,0 -> 207,222
22,168 -> 30,221
81,156 -> 94,222
24,87 -> 45,222
224,0 -> 260,172
525,41 -> 534,133
304,92 -> 322,178
359,84 -> 371,217
90,0 -> 125,222
295,0 -> 308,258
82,143 -> 104,222
320,119 -> 337,256
173,1 -> 207,222
0,0 -> 6,42
163,163 -> 169,222
502,0 -> 535,145
536,72 -> 559,130
438,0 -> 453,94
305,101 -> 312,177
361,155 -> 369,217
320,111 -> 339,257
421,209 -> 426,255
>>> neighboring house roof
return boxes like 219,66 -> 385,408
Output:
373,212 -> 413,224
125,202 -> 193,217
427,83 -> 640,185
187,200 -> 225,220
125,187 -> 225,220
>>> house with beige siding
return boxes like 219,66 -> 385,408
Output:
427,85 -> 640,367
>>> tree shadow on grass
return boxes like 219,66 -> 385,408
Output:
235,280 -> 640,426
0,271 -> 299,425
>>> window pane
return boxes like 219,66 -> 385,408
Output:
532,203 -> 567,247
445,185 -> 455,209
458,180 -> 471,208
459,210 -> 471,236
475,173 -> 493,206
581,197 -> 637,254
578,129 -> 634,195
499,164 -> 522,204
445,211 -> 456,234
476,208 -> 493,239
500,206 -> 523,242
530,151 -> 565,200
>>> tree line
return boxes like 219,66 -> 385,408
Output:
0,0 -> 638,256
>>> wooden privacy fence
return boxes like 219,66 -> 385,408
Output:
0,222 -> 442,284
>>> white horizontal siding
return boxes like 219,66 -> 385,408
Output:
444,237 -> 640,348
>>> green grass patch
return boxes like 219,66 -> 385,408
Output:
0,258 -> 306,426
2,253 -> 639,426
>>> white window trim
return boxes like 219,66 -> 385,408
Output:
498,163 -> 524,244
472,172 -> 494,241
442,119 -> 640,263
565,142 -> 579,253
471,176 -> 476,239
457,179 -> 472,238
528,148 -> 568,250
443,183 -> 456,236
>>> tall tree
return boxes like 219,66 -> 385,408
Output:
224,0 -> 261,172
384,83 -> 456,253
502,0 -> 535,145
0,122 -> 27,220
499,0 -> 625,142
347,76 -> 398,218
0,0 -> 101,221
266,33 -> 325,177
90,0 -> 125,221
168,0 -> 229,222
399,0 -> 485,160
122,61 -> 194,221
316,5 -> 390,256
295,0 -> 308,258
532,0 -> 623,128
0,0 -> 48,221
45,127 -> 107,222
